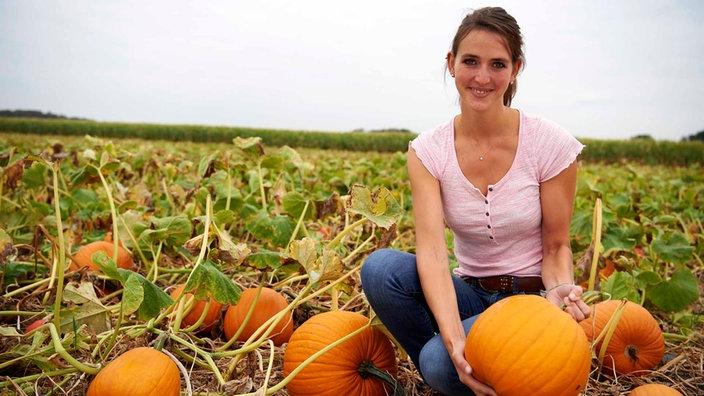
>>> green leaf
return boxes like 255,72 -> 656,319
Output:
233,136 -> 265,158
346,184 -> 402,229
94,252 -> 123,280
184,259 -> 241,305
635,270 -> 661,285
651,233 -> 694,264
602,226 -> 637,256
69,165 -> 98,187
283,192 -> 311,220
23,161 -> 49,189
120,273 -> 145,316
247,249 -> 283,270
647,269 -> 699,312
141,214 -> 192,247
600,271 -> 639,302
246,211 -> 295,248
117,269 -> 174,320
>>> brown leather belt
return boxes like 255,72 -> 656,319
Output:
465,275 -> 544,294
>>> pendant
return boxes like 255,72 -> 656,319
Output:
479,156 -> 484,161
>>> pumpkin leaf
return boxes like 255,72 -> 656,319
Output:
315,248 -> 344,284
22,161 -> 49,190
115,269 -> 174,320
635,270 -> 661,285
233,136 -> 265,158
650,233 -> 694,265
647,269 -> 699,312
119,273 -> 145,316
59,282 -> 112,334
288,238 -> 343,284
346,184 -> 402,229
247,249 -> 283,270
142,214 -> 192,247
288,238 -> 318,277
212,223 -> 250,266
246,211 -> 295,248
283,192 -> 312,220
184,258 -> 241,305
600,271 -> 639,302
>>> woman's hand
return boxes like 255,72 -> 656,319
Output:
546,284 -> 591,322
449,340 -> 498,396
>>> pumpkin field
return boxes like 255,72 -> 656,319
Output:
0,131 -> 702,395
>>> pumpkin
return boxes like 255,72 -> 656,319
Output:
86,347 -> 180,396
580,299 -> 664,375
465,294 -> 591,396
71,240 -> 135,272
628,383 -> 684,396
223,287 -> 293,346
283,310 -> 399,396
169,284 -> 223,333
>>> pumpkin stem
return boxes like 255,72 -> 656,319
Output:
357,360 -> 405,396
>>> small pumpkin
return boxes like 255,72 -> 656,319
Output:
223,287 -> 293,346
580,299 -> 664,375
628,383 -> 684,396
283,310 -> 399,396
169,283 -> 223,333
71,240 -> 135,272
465,294 -> 591,396
86,347 -> 180,396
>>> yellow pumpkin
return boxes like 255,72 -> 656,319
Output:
283,310 -> 399,396
223,287 -> 293,346
465,294 -> 591,396
86,347 -> 180,396
580,300 -> 664,375
629,383 -> 684,396
169,283 -> 223,333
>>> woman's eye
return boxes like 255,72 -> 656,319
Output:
492,62 -> 506,69
463,58 -> 477,65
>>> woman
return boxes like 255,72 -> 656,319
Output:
361,7 -> 591,396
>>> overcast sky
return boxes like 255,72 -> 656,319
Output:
1,0 -> 703,141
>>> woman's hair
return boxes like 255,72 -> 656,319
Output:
449,7 -> 525,106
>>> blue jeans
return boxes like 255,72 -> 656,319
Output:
360,248 -> 530,396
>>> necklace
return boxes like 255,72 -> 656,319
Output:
477,140 -> 496,161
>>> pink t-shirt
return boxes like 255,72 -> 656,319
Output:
410,110 -> 585,278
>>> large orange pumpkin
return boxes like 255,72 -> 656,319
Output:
628,383 -> 684,396
71,240 -> 135,272
465,294 -> 591,396
580,300 -> 664,375
86,347 -> 180,396
283,310 -> 399,396
223,287 -> 293,346
169,284 -> 223,333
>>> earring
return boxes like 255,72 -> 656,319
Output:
451,73 -> 455,78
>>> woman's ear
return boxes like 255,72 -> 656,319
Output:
512,59 -> 523,80
446,51 -> 455,76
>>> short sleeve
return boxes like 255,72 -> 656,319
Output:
409,120 -> 453,180
534,119 -> 585,182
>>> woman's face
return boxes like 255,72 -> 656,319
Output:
448,29 -> 520,113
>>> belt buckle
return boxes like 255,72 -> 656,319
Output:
499,275 -> 513,293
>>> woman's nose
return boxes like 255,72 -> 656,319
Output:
475,67 -> 491,84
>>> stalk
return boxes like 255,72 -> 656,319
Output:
358,360 -> 406,396
47,322 -> 100,375
172,194 -> 213,331
49,162 -> 67,330
587,198 -> 602,292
